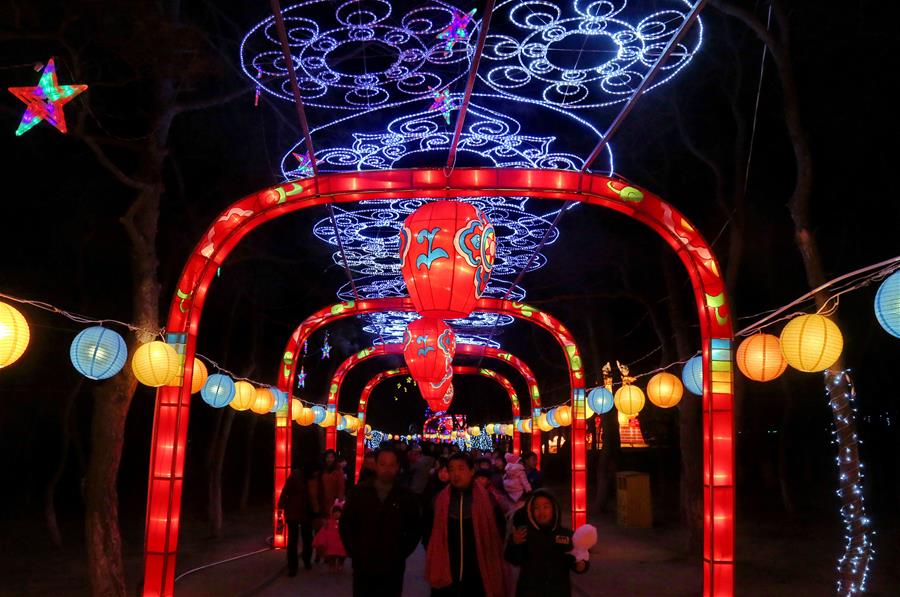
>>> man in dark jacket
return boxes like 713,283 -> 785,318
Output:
277,468 -> 318,576
339,447 -> 422,597
505,490 -> 588,597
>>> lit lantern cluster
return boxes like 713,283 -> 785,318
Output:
399,201 -> 497,411
470,422 -> 515,437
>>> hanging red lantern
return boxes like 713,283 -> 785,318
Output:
421,377 -> 454,412
403,317 -> 456,384
399,200 -> 496,319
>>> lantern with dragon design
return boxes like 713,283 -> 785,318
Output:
399,200 -> 496,319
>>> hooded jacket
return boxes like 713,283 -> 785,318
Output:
504,490 -> 589,597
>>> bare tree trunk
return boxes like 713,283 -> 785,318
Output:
45,379 -> 86,548
207,408 -> 235,538
776,377 -> 795,514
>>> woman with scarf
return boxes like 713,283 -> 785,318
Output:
504,490 -> 589,597
426,453 -> 510,597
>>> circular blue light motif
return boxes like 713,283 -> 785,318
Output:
202,374 -> 236,408
270,388 -> 289,413
70,326 -> 128,380
682,355 -> 703,396
587,387 -> 614,414
312,405 -> 327,424
875,270 -> 900,338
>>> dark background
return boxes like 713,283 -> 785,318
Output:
0,0 -> 897,584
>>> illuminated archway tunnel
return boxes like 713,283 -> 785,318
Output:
346,364 -> 523,482
144,168 -> 734,596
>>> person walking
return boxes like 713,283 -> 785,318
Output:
277,468 -> 318,576
505,490 -> 589,597
319,449 -> 346,517
425,453 -> 510,597
340,447 -> 423,597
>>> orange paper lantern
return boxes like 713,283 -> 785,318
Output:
736,333 -> 788,382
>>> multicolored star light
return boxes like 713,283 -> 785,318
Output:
428,87 -> 457,124
437,8 -> 477,56
8,59 -> 87,136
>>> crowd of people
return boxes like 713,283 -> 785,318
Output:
277,442 -> 591,596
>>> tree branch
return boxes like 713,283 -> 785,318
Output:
81,136 -> 154,192
173,85 -> 253,115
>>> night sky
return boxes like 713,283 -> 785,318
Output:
0,0 -> 898,573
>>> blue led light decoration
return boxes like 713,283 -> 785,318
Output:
70,326 -> 128,380
479,0 -> 703,110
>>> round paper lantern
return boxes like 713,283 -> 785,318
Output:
503,424 -> 514,436
875,271 -> 900,338
70,326 -> 127,380
546,409 -> 560,428
736,334 -> 788,382
0,301 -> 29,368
646,372 -> 684,408
250,387 -> 275,414
190,358 -> 208,394
614,385 -> 645,416
399,200 -> 496,319
290,399 -> 303,421
537,414 -> 554,432
588,387 -> 614,414
131,341 -> 179,387
270,389 -> 288,413
320,410 -> 336,427
485,423 -> 495,435
471,426 -> 481,436
780,314 -> 844,372
345,416 -> 361,432
403,318 -> 456,384
201,373 -> 235,408
295,406 -> 316,426
336,415 -> 347,431
522,418 -> 533,433
231,381 -> 256,411
682,355 -> 703,396
585,399 -> 595,418
554,405 -> 572,426
311,405 -> 327,424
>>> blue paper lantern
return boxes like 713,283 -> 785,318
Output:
336,415 -> 347,431
682,355 -> 704,396
311,405 -> 326,424
269,388 -> 288,413
587,387 -> 614,414
546,409 -> 560,428
70,326 -> 127,380
202,374 -> 235,408
875,270 -> 900,338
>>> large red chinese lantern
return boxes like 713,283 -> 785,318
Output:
400,200 -> 496,319
421,376 -> 454,412
403,317 -> 456,383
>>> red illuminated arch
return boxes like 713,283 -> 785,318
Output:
348,364 -> 522,482
143,168 -> 734,596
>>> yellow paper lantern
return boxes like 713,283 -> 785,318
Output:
0,302 -> 30,368
290,399 -> 303,421
614,384 -> 645,416
646,372 -> 684,408
345,416 -> 361,432
131,341 -> 179,387
231,381 -> 256,411
736,333 -> 788,382
554,405 -> 572,426
485,423 -> 495,435
537,414 -> 554,432
522,418 -> 533,433
250,387 -> 275,414
585,399 -> 595,418
617,411 -> 631,426
320,411 -> 336,427
780,314 -> 843,372
470,426 -> 481,436
295,407 -> 316,426
504,424 -> 514,436
189,358 -> 208,394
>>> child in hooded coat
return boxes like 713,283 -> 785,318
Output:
312,501 -> 347,572
502,453 -> 531,503
504,490 -> 589,597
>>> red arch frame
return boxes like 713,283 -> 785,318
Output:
349,364 -> 522,482
143,168 -> 734,597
